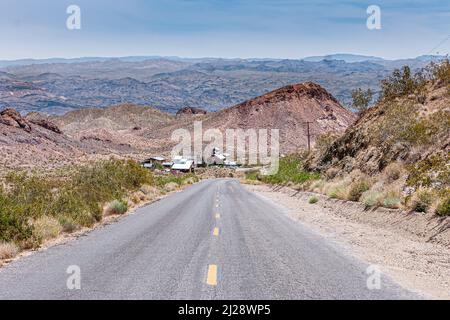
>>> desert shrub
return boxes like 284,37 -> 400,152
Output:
33,216 -> 62,241
428,58 -> 450,85
407,152 -> 449,190
50,188 -> 100,227
0,242 -> 19,260
361,191 -> 382,209
154,173 -> 196,188
351,88 -> 374,113
309,179 -> 325,193
436,196 -> 450,216
384,162 -> 403,182
411,189 -> 434,213
0,189 -> 34,245
381,190 -> 402,209
4,172 -> 55,219
59,217 -> 79,233
260,155 -> 320,185
314,133 -> 339,154
245,170 -> 260,181
348,180 -> 371,202
0,159 -> 155,247
328,186 -> 347,200
164,182 -> 179,192
309,196 -> 319,204
379,66 -> 426,102
104,200 -> 128,216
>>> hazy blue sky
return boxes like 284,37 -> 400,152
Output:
0,0 -> 449,60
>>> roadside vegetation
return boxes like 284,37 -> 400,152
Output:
246,59 -> 450,217
0,159 -> 198,257
245,155 -> 320,185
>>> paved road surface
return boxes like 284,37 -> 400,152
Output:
0,179 -> 419,300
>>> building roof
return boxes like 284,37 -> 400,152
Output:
172,160 -> 194,170
150,156 -> 166,161
213,154 -> 226,160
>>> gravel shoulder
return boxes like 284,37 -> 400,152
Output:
244,183 -> 450,300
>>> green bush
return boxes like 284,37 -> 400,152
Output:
245,170 -> 260,181
379,65 -> 426,102
0,159 -> 154,247
436,196 -> 450,216
309,196 -> 319,204
259,156 -> 320,185
407,152 -> 449,189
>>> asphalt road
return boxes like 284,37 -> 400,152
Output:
0,179 -> 419,300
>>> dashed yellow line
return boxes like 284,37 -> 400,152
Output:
213,227 -> 220,236
206,265 -> 218,286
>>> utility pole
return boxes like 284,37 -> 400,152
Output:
305,122 -> 312,152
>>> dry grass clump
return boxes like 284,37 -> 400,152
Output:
104,200 -> 128,216
381,189 -> 402,209
164,182 -> 179,192
361,190 -> 383,209
347,179 -> 372,202
308,179 -> 326,193
0,242 -> 19,260
383,162 -> 404,183
33,216 -> 62,241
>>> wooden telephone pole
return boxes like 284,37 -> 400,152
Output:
305,122 -> 313,152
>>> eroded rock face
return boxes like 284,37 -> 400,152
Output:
25,112 -> 62,134
0,108 -> 32,132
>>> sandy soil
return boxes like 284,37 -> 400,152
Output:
245,183 -> 450,300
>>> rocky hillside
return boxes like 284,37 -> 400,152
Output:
308,78 -> 449,177
0,108 -> 84,169
305,61 -> 449,216
202,82 -> 355,153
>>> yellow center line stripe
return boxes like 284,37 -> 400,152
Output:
206,265 -> 218,286
213,227 -> 219,236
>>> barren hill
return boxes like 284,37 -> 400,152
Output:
201,82 -> 355,153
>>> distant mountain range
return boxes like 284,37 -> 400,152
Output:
0,54 -> 445,115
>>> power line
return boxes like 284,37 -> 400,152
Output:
426,34 -> 450,56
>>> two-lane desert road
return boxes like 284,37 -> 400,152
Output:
0,179 -> 419,300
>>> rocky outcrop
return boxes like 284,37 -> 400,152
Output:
0,108 -> 32,132
176,106 -> 207,116
25,112 -> 62,134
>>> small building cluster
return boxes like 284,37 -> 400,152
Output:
141,147 -> 238,173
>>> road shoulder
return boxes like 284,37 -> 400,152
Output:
244,183 -> 450,300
